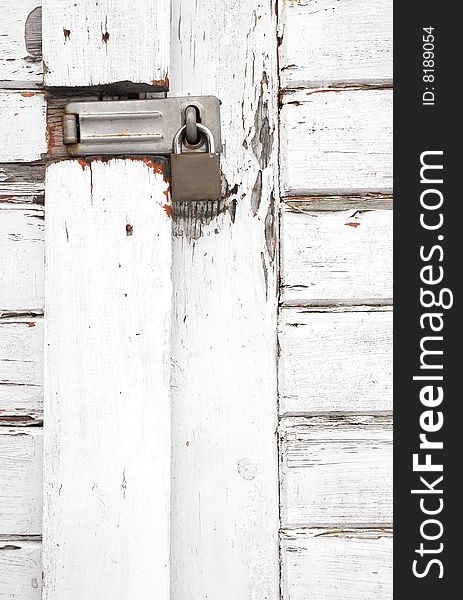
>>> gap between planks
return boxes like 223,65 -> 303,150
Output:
280,528 -> 393,537
0,535 -> 42,543
281,83 -> 393,96
280,299 -> 394,309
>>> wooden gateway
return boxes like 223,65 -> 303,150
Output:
0,1 -> 392,598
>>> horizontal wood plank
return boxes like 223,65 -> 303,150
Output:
0,428 -> 42,535
0,539 -> 42,599
280,416 -> 393,527
280,89 -> 393,195
0,93 -> 46,162
0,204 -> 44,312
284,195 -> 393,212
0,317 -> 43,424
279,0 -> 393,88
0,165 -> 45,201
0,1 -> 42,86
0,537 -> 42,600
281,528 -> 392,600
281,207 -> 392,305
42,0 -> 170,88
279,308 -> 392,414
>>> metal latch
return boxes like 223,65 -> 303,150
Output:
63,96 -> 222,157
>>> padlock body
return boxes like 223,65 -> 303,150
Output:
171,153 -> 221,201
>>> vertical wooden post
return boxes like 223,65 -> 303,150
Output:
169,1 -> 280,597
44,159 -> 171,599
42,2 -> 172,596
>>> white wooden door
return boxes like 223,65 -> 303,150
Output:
0,1 -> 392,599
1,1 -> 280,599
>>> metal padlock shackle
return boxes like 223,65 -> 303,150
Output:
173,123 -> 217,155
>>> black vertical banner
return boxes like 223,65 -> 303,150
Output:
395,2 -> 458,597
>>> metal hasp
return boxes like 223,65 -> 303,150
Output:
62,96 -> 222,157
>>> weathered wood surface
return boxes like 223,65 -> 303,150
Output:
0,92 -> 47,162
0,203 -> 44,313
169,1 -> 280,597
280,89 -> 393,195
0,539 -> 42,599
0,165 -> 44,202
43,159 -> 171,600
284,194 -> 393,212
281,207 -> 393,305
279,307 -> 393,415
281,528 -> 393,600
0,428 -> 42,535
278,0 -> 393,88
42,0 -> 170,88
0,1 -> 42,86
280,416 -> 393,527
0,316 -> 43,424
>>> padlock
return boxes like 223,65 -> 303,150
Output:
170,123 -> 221,202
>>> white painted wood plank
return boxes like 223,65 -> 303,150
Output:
0,93 -> 47,162
0,428 -> 42,535
42,0 -> 170,88
0,1 -> 42,86
281,89 -> 393,194
0,317 -> 43,423
281,208 -> 392,304
0,539 -> 42,599
281,528 -> 393,600
0,204 -> 44,312
44,159 -> 171,600
169,1 -> 280,597
280,416 -> 393,527
0,165 -> 44,200
279,308 -> 392,414
279,0 -> 393,88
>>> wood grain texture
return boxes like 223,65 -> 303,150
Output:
0,428 -> 42,535
44,159 -> 172,600
280,416 -> 393,527
0,316 -> 43,424
0,203 -> 44,313
281,528 -> 392,600
42,0 -> 170,88
279,308 -> 392,414
0,539 -> 42,599
278,0 -> 393,88
280,89 -> 393,195
284,194 -> 393,212
169,1 -> 280,597
0,165 -> 44,201
281,207 -> 392,305
0,93 -> 47,162
0,1 -> 42,86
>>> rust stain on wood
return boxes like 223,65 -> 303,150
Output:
46,123 -> 56,154
76,159 -> 89,170
141,157 -> 165,176
151,75 -> 170,89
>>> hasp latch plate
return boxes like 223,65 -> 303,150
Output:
63,96 -> 222,157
